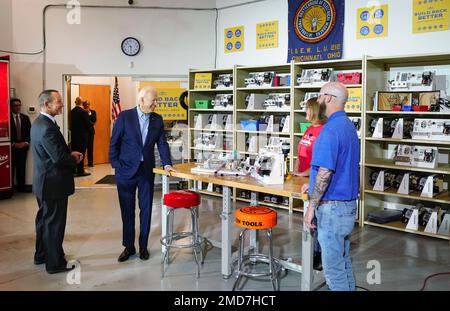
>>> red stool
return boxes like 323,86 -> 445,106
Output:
233,206 -> 281,291
161,190 -> 204,278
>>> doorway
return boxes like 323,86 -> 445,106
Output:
79,84 -> 111,165
65,75 -> 189,173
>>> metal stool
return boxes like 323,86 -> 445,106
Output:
233,206 -> 282,291
160,190 -> 204,278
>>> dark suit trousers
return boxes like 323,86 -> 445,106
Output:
87,131 -> 94,165
35,196 -> 68,271
116,163 -> 155,250
12,148 -> 27,189
71,134 -> 88,174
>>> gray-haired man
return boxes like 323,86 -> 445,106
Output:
31,90 -> 82,274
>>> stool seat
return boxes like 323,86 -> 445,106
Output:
164,190 -> 201,208
233,206 -> 280,291
235,206 -> 277,230
161,190 -> 204,278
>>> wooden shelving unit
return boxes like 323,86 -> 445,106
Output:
234,63 -> 293,180
292,58 -> 364,159
189,88 -> 233,92
365,161 -> 450,175
364,220 -> 450,241
292,59 -> 364,217
365,137 -> 450,146
189,108 -> 233,112
235,130 -> 290,135
188,67 -> 235,163
364,188 -> 450,205
362,53 -> 450,240
190,128 -> 233,133
236,109 -> 291,113
366,111 -> 445,115
186,54 -> 450,239
187,60 -> 364,215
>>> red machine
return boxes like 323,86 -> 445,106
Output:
0,59 -> 12,198
336,72 -> 362,85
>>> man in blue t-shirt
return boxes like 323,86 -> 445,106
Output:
303,82 -> 360,291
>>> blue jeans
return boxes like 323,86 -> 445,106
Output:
316,200 -> 357,291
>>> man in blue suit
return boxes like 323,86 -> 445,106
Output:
109,86 -> 175,262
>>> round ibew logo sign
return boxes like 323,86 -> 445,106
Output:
294,0 -> 336,43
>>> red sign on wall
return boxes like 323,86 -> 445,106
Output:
0,61 -> 9,140
0,143 -> 11,190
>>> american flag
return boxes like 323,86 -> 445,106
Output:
111,76 -> 122,122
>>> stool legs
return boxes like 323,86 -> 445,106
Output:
161,208 -> 175,277
191,206 -> 204,264
195,206 -> 206,265
190,207 -> 201,278
233,228 -> 280,291
267,229 -> 280,291
161,206 -> 203,278
232,229 -> 247,291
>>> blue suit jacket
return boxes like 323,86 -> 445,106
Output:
109,108 -> 172,180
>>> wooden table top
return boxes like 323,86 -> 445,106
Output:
154,162 -> 309,199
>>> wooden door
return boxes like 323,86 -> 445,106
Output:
79,84 -> 111,164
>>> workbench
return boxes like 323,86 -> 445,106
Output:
154,163 -> 323,290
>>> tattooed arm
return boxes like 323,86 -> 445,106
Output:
304,167 -> 333,230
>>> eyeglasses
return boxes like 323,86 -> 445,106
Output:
319,93 -> 337,98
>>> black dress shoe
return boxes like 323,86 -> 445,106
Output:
139,249 -> 149,260
34,258 -> 45,265
313,251 -> 323,271
118,247 -> 136,262
47,265 -> 74,274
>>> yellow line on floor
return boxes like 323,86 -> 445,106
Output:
78,181 -> 95,185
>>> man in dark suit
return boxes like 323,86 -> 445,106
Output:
83,100 -> 96,167
70,97 -> 91,176
31,90 -> 83,274
10,98 -> 31,192
109,86 -> 175,262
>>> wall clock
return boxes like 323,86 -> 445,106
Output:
121,37 -> 141,56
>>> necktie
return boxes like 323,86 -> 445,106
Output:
15,115 -> 22,141
142,114 -> 149,145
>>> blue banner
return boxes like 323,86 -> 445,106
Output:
288,0 -> 344,62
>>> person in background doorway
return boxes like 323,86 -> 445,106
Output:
83,100 -> 96,167
10,98 -> 31,192
303,82 -> 360,291
70,97 -> 91,177
31,90 -> 83,274
109,86 -> 176,262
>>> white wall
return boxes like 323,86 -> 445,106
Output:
9,0 -> 217,184
217,0 -> 288,67
10,0 -> 217,127
0,0 -> 12,51
216,0 -> 450,67
344,0 -> 450,58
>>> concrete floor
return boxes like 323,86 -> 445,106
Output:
0,164 -> 449,291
